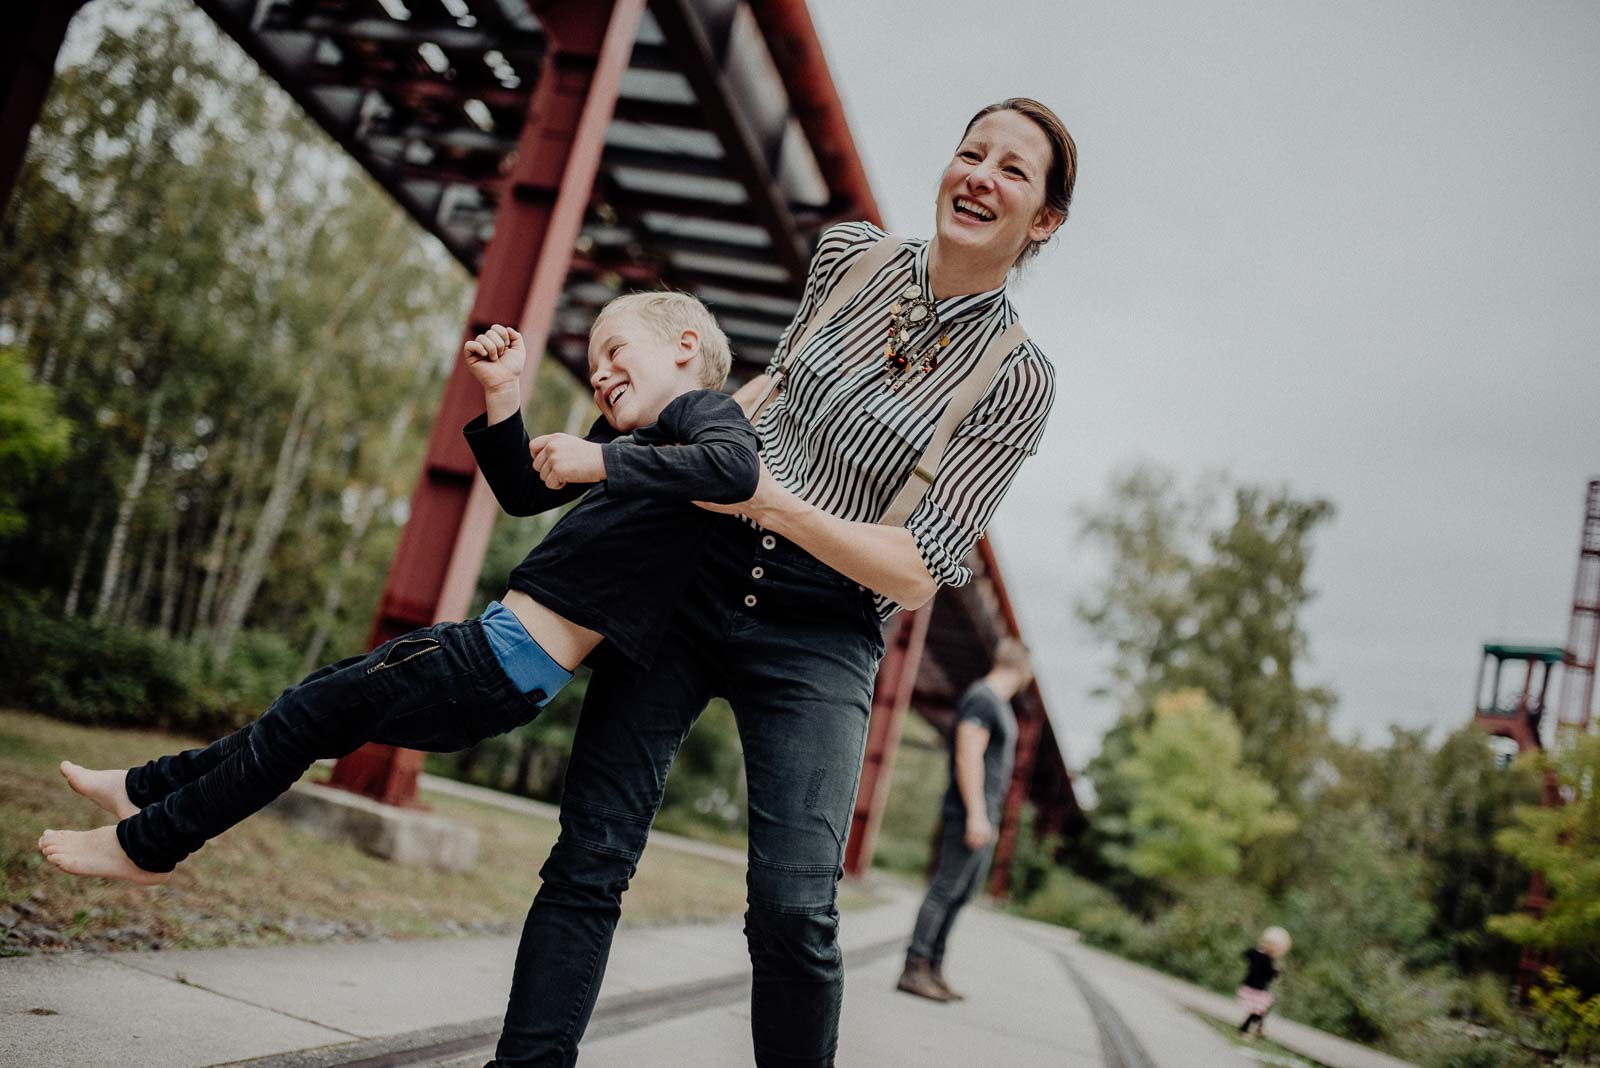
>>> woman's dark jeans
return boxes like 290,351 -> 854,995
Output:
907,817 -> 995,965
120,618 -> 538,873
490,520 -> 886,1068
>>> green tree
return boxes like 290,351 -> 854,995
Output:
1489,732 -> 1600,956
1095,688 -> 1296,894
0,348 -> 72,538
1077,465 -> 1335,798
0,0 -> 469,661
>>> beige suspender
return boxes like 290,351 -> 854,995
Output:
749,235 -> 905,423
877,319 -> 1029,528
750,234 -> 1030,529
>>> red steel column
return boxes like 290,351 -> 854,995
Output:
844,606 -> 932,876
988,701 -> 1044,899
975,537 -> 1059,898
1,0 -> 87,214
328,0 -> 646,805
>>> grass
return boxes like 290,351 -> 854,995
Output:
1191,1010 -> 1335,1068
0,708 -> 767,953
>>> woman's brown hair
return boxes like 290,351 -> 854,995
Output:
963,98 -> 1077,268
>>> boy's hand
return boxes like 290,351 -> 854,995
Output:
464,324 -> 525,393
530,433 -> 606,490
964,814 -> 994,851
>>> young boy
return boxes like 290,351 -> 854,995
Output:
38,292 -> 759,885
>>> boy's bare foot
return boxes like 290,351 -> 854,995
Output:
59,761 -> 139,820
37,826 -> 168,886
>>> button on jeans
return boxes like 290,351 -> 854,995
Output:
490,519 -> 886,1068
120,618 -> 539,873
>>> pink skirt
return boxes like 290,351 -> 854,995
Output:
1237,986 -> 1274,1017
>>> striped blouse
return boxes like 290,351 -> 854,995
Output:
753,220 -> 1057,619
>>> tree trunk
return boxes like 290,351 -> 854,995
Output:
120,533 -> 159,627
299,399 -> 416,673
62,499 -> 105,618
193,424 -> 259,639
213,372 -> 322,661
93,391 -> 163,622
155,520 -> 182,637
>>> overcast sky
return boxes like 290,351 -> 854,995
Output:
804,0 -> 1600,767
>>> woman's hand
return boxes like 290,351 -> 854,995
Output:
530,433 -> 606,490
697,461 -> 937,609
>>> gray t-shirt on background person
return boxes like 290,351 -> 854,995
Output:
940,680 -> 1018,827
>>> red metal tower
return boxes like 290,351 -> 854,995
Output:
1555,480 -> 1600,734
1475,479 -> 1600,997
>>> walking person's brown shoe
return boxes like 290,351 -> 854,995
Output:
896,957 -> 952,1001
929,961 -> 965,1001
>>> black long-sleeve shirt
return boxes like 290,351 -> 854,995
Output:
463,389 -> 760,668
1241,948 -> 1279,991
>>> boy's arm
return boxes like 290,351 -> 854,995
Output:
464,411 -> 613,516
601,392 -> 760,504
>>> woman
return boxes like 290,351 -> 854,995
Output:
489,97 -> 1077,1067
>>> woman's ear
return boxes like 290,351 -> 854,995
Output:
1028,207 -> 1063,246
675,328 -> 702,366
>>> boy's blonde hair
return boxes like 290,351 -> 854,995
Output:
1259,926 -> 1291,957
592,291 -> 733,389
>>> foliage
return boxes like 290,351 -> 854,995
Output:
1,0 -> 471,660
1529,967 -> 1600,1060
1033,464 -> 1556,1060
0,349 -> 72,539
1076,465 -> 1335,797
1094,689 -> 1295,894
1490,732 -> 1600,956
0,585 -> 296,734
1005,802 -> 1066,903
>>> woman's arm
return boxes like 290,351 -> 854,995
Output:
704,467 -> 938,610
730,373 -> 773,419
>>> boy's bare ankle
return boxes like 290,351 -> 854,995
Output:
60,761 -> 139,820
37,825 -> 168,886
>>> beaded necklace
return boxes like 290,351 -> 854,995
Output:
883,283 -> 950,392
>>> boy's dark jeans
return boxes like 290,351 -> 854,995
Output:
490,521 -> 886,1068
907,816 -> 995,965
120,619 -> 538,873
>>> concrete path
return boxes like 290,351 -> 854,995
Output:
4,857 -> 1415,1068
1058,939 -> 1419,1068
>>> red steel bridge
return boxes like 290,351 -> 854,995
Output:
4,0 -> 1084,890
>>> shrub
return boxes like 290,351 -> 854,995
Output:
1010,868 -> 1151,957
0,589 -> 204,728
0,588 -> 347,736
1529,967 -> 1600,1060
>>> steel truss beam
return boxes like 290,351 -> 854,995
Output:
844,607 -> 932,877
648,0 -> 809,284
328,0 -> 648,806
259,9 -> 546,61
0,0 -> 88,211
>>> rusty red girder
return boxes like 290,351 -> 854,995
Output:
977,537 -> 1069,898
844,606 -> 932,876
327,0 -> 647,807
1556,479 -> 1600,732
0,0 -> 87,213
746,0 -> 882,227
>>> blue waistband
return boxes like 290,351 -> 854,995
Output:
479,601 -> 573,706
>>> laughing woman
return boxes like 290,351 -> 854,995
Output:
488,97 -> 1076,1068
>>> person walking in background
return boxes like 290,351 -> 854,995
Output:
1238,926 -> 1292,1038
898,637 -> 1032,1002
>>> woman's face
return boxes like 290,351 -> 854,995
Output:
934,110 -> 1060,270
